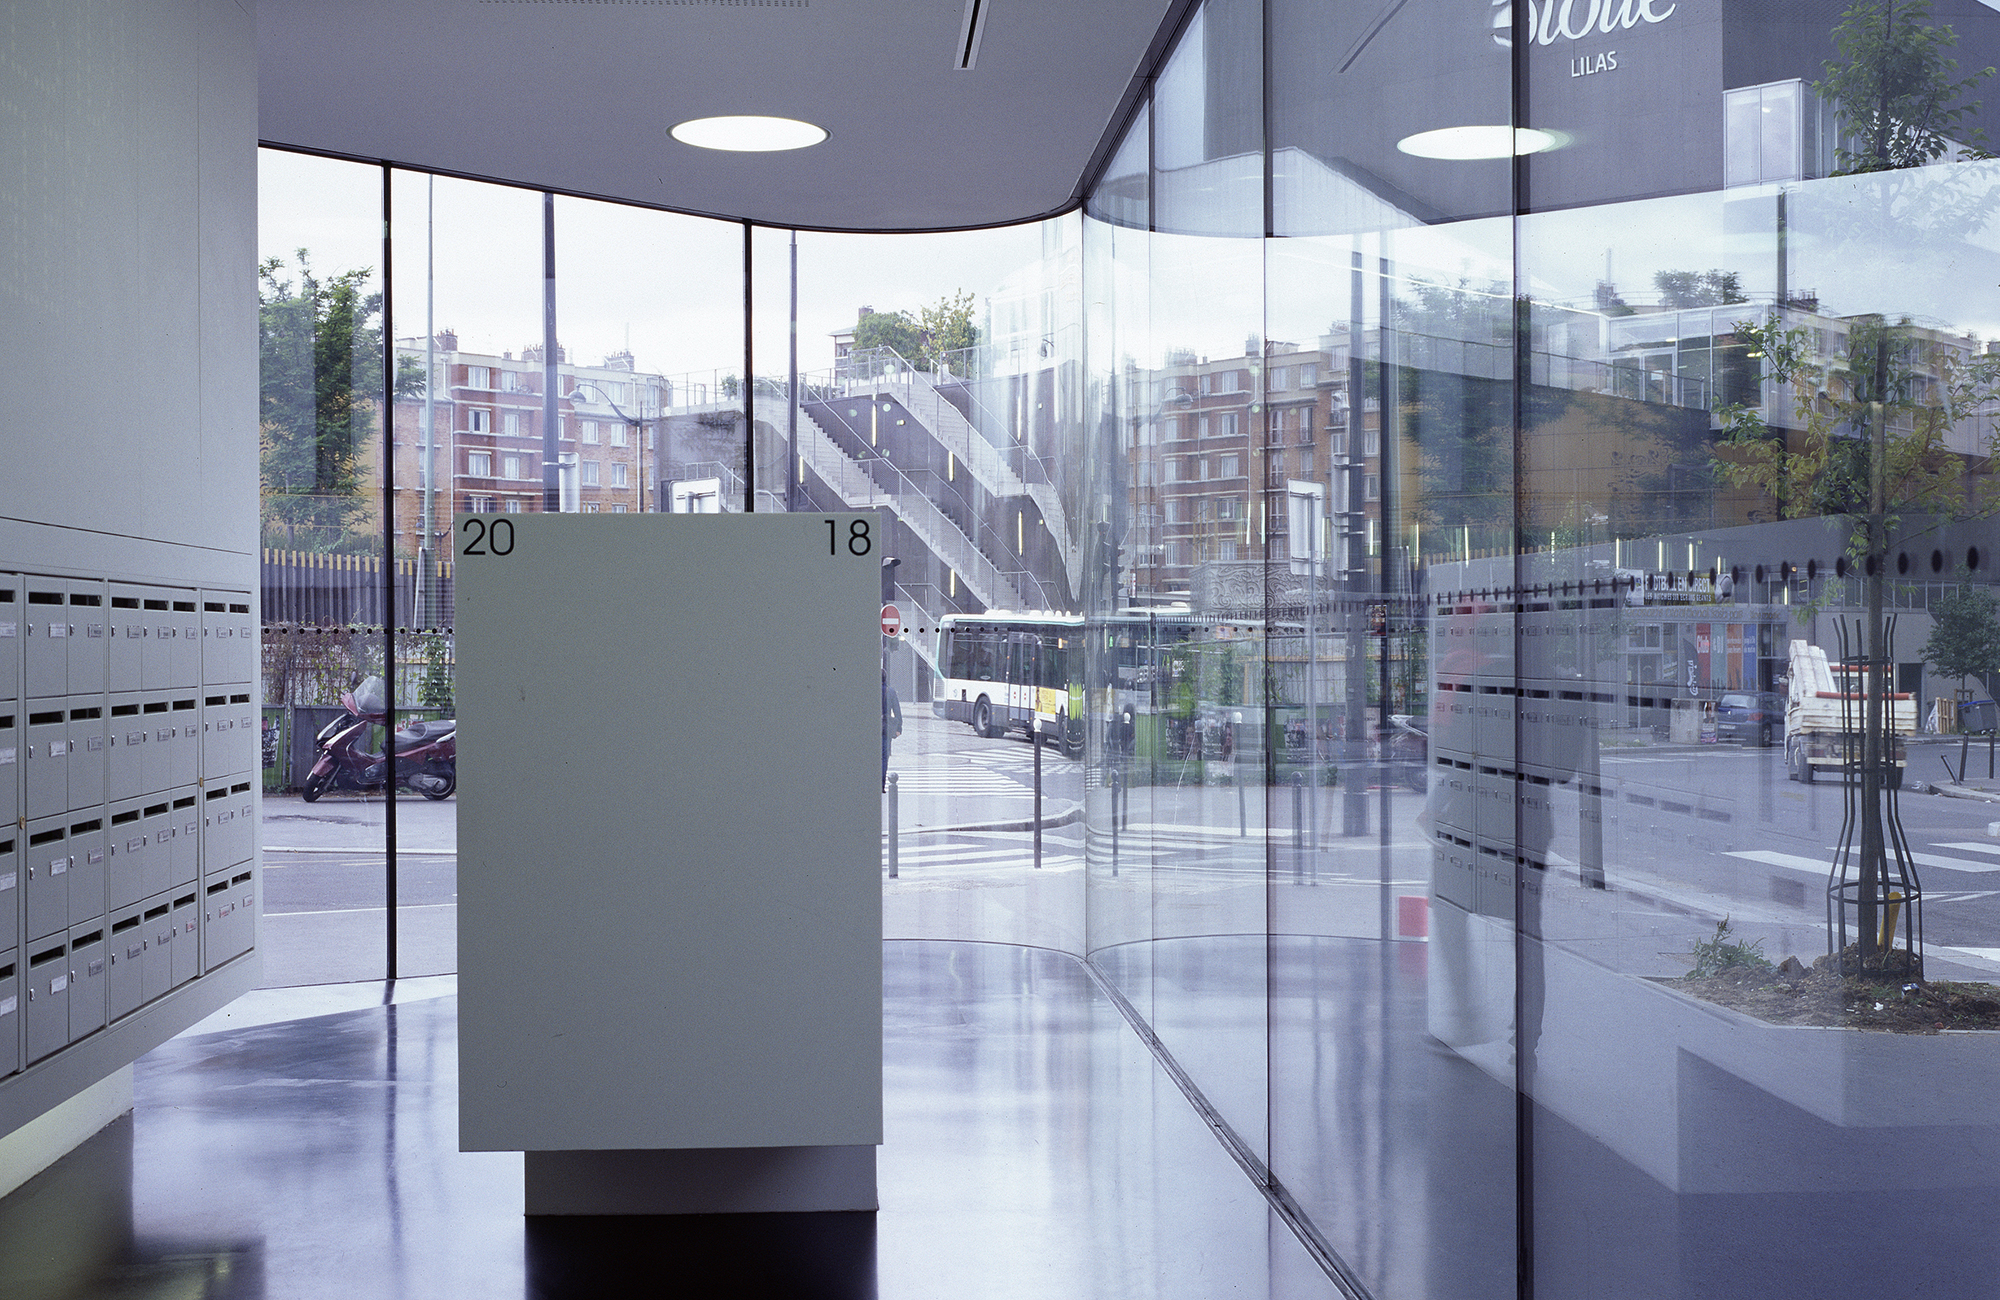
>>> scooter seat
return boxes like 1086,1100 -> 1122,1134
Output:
394,720 -> 455,749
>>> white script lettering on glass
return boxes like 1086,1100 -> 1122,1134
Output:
1491,0 -> 1674,48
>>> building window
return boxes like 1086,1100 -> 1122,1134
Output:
467,495 -> 494,514
612,462 -> 629,488
502,410 -> 521,436
503,455 -> 523,479
1299,362 -> 1317,386
1165,459 -> 1180,482
469,409 -> 491,434
581,460 -> 601,487
581,420 -> 599,444
584,503 -> 601,514
504,498 -> 525,513
1299,447 -> 1313,476
1365,473 -> 1380,499
501,370 -> 527,393
1198,416 -> 1210,439
1219,413 -> 1238,439
610,423 -> 627,447
612,504 -> 629,514
1218,454 -> 1239,478
467,451 -> 492,477
466,365 -> 492,389
1366,428 -> 1380,456
1270,366 -> 1289,392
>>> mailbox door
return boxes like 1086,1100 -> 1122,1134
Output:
0,951 -> 17,1078
0,709 -> 15,828
67,583 -> 106,694
66,922 -> 106,1043
107,801 -> 146,912
23,580 -> 67,698
108,587 -> 146,692
108,696 -> 145,802
167,698 -> 199,787
169,794 -> 200,888
168,598 -> 200,688
67,817 -> 105,927
24,708 -> 67,821
169,891 -> 200,988
140,800 -> 175,899
24,938 -> 69,1063
23,818 -> 68,945
142,896 -> 174,1004
142,595 -> 174,688
67,705 -> 106,811
141,695 -> 172,793
0,837 -> 16,952
108,909 -> 144,1020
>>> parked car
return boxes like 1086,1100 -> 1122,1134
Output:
1716,691 -> 1784,746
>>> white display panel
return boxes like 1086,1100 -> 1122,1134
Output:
456,512 -> 883,1152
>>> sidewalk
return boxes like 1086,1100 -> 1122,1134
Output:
260,791 -> 459,853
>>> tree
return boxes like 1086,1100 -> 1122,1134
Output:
1919,580 -> 2000,700
916,289 -> 980,373
1817,0 -> 1993,174
1716,309 -> 1999,965
259,251 -> 423,552
852,309 -> 925,361
1652,269 -> 1746,309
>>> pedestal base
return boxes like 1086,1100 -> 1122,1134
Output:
524,1144 -> 878,1215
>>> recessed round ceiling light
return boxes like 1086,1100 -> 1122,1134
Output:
1395,126 -> 1564,160
669,115 -> 828,152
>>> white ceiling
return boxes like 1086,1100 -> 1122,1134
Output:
257,0 -> 1179,231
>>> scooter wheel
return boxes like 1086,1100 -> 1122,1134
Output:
301,767 -> 334,803
420,770 -> 456,801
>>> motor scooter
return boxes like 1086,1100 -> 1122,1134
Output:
300,675 -> 456,802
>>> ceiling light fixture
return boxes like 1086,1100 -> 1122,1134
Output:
1395,126 -> 1564,160
669,116 -> 828,152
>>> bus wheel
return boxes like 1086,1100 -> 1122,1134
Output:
973,697 -> 993,739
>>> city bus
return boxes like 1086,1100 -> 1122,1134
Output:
933,611 -> 1085,753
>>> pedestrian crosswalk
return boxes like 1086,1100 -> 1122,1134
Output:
886,766 -> 1035,797
1727,842 -> 2000,879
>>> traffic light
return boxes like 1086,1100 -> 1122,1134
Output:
1091,522 -> 1123,601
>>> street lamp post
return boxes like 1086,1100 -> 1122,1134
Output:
570,382 -> 660,512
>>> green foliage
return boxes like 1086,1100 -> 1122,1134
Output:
853,291 -> 983,373
853,309 -> 925,360
414,632 -> 455,711
1688,918 -> 1774,978
1653,269 -> 1746,309
916,289 -> 980,371
1712,311 -> 1998,530
1919,580 -> 2000,698
1817,0 -> 1993,173
259,252 -> 425,553
719,373 -> 741,399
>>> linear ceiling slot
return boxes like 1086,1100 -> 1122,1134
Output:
955,0 -> 988,70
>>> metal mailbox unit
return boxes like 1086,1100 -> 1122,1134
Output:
457,514 -> 883,1216
0,562 -> 260,1108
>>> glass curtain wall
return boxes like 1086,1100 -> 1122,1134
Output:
258,0 -> 2000,1279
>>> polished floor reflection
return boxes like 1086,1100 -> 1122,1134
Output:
0,941 -> 1338,1300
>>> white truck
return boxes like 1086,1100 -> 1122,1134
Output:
1784,639 -> 1916,787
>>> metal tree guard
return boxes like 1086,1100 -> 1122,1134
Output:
1825,616 -> 1924,978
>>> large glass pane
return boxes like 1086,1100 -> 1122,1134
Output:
1084,0 -> 1273,1171
382,170 -> 546,978
257,150 -> 391,984
1517,2 -> 2000,1289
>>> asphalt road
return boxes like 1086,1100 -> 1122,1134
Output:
250,719 -> 2000,984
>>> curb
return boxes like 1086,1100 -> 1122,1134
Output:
898,801 -> 1085,836
1932,783 -> 2000,804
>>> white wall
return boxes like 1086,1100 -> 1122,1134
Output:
0,0 -> 258,583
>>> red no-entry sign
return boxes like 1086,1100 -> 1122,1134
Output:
881,604 -> 902,637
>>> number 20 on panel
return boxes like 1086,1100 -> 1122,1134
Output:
461,517 -> 514,556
